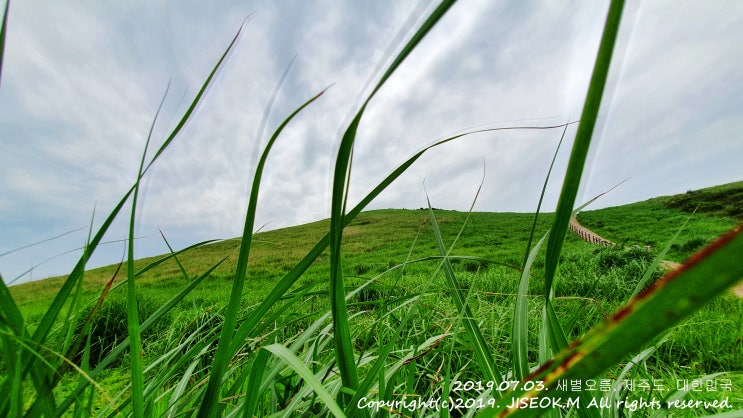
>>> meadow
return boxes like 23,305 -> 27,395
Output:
2,1 -> 743,417
6,186 -> 743,417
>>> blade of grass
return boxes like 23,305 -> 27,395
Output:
58,207 -> 99,376
513,233 -> 548,380
6,235 -> 146,286
158,229 -> 197,310
197,88 -> 328,418
241,348 -> 270,418
0,272 -> 24,418
124,75 -> 170,418
514,121 -> 569,380
425,190 -> 500,384
0,227 -> 86,258
543,0 -> 625,297
163,338 -> 214,417
541,186 -> 630,418
328,1 -> 456,400
263,344 -> 346,418
536,3 -> 626,413
629,212 -> 693,299
133,239 -> 219,277
521,120 -> 570,268
0,0 -> 8,85
540,179 -> 631,354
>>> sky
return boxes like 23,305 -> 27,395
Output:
2,0 -> 742,285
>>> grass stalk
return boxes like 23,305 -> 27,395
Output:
424,180 -> 501,384
125,77 -> 169,418
327,2 -> 459,402
513,121 -> 569,380
513,233 -> 548,380
197,86 -> 327,417
0,0 -> 8,85
263,344 -> 346,417
544,0 -> 625,296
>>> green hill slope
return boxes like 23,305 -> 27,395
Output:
11,181 -> 740,315
6,181 -> 742,414
576,181 -> 741,261
664,181 -> 743,219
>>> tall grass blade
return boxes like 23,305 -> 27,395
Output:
158,229 -> 191,282
253,56 -> 296,164
0,273 -> 24,418
521,121 -> 569,268
328,1 -> 455,400
544,0 -> 625,296
158,229 -> 197,310
629,213 -> 692,299
197,89 -> 327,417
133,239 -> 218,277
125,76 -> 169,418
535,4 -> 626,410
242,348 -> 270,417
426,195 -> 500,383
262,344 -> 346,418
0,0 -> 8,85
0,227 -> 86,258
513,233 -> 548,380
514,122 -> 569,380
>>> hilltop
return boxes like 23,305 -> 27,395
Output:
662,181 -> 743,219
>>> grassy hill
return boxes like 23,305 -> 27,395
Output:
6,181 -> 742,416
664,181 -> 743,220
576,181 -> 742,261
12,182 -> 740,312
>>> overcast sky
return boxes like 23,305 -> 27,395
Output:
2,1 -> 742,285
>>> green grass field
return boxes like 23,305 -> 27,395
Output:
7,182 -> 743,417
10,186 -> 741,317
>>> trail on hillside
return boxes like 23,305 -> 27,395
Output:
569,216 -> 615,247
569,216 -> 743,298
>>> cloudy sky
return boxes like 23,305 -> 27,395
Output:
2,0 -> 741,285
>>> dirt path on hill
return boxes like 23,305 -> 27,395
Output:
569,216 -> 616,247
569,216 -> 743,298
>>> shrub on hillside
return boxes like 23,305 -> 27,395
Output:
594,246 -> 652,272
671,237 -> 707,256
68,294 -> 166,370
